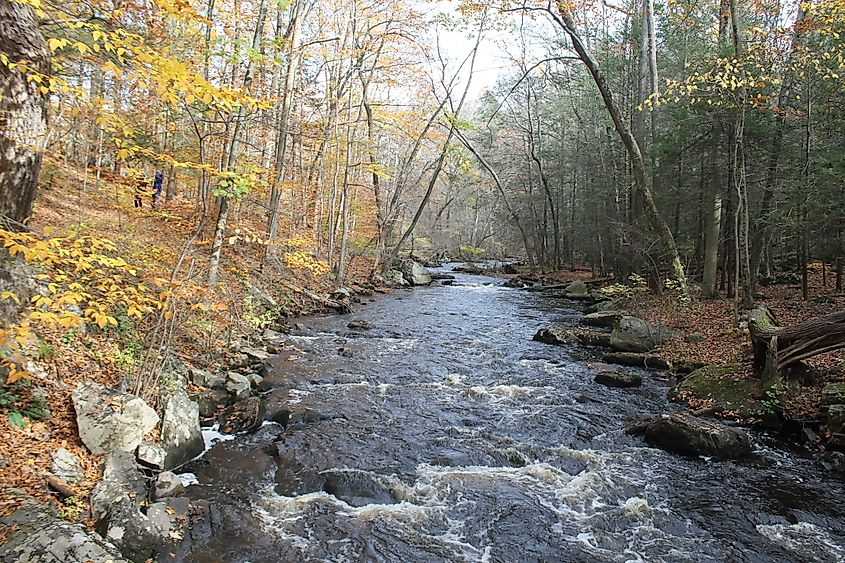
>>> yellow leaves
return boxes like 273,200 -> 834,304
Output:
283,251 -> 330,277
48,38 -> 68,52
1,291 -> 20,304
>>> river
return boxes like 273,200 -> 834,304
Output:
180,266 -> 845,562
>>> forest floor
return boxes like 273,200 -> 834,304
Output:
528,266 -> 845,426
0,158 -> 371,519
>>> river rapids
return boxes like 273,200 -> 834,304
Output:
181,267 -> 845,562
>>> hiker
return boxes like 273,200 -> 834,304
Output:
151,170 -> 163,209
132,170 -> 147,208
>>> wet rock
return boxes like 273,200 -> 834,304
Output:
399,259 -> 433,285
593,369 -> 642,388
153,471 -> 185,500
72,381 -> 159,456
338,347 -> 354,357
0,502 -> 129,563
160,388 -> 204,469
610,316 -> 679,353
384,269 -> 410,288
626,413 -> 752,459
246,371 -> 264,389
137,442 -> 167,469
502,277 -> 527,288
190,368 -> 227,389
453,262 -> 484,275
581,311 -> 623,328
226,372 -> 251,400
347,319 -> 375,330
533,327 -> 611,348
218,396 -> 265,434
50,448 -> 84,484
432,273 -> 456,281
602,352 -> 672,370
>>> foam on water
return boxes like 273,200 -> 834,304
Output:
756,522 -> 845,562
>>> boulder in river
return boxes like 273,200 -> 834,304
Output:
533,327 -> 611,348
610,316 -> 678,353
626,413 -> 752,459
226,371 -> 251,400
159,388 -> 204,469
153,471 -> 185,500
592,366 -> 642,388
348,319 -> 375,330
72,381 -> 159,456
218,396 -> 265,433
399,259 -> 433,285
602,351 -> 672,371
581,311 -> 623,328
190,368 -> 227,389
453,262 -> 484,275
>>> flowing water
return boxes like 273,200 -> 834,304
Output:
181,267 -> 845,562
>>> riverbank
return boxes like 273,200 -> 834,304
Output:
495,263 -> 845,448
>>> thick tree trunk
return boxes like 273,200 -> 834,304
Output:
702,123 -> 722,297
0,0 -> 49,228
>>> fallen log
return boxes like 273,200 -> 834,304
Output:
278,280 -> 350,314
750,305 -> 845,385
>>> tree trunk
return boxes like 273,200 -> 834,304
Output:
553,7 -> 691,305
702,124 -> 722,297
0,0 -> 49,228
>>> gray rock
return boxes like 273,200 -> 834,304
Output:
160,389 -> 204,469
827,404 -> 845,450
385,269 -> 410,288
72,382 -> 159,456
347,319 -> 375,330
533,327 -> 611,348
585,298 -> 627,314
153,471 -> 185,500
191,388 -> 230,419
0,502 -> 129,563
226,372 -> 252,400
581,311 -> 623,328
242,347 -> 270,362
137,442 -> 167,469
262,328 -> 284,341
626,413 -> 752,459
190,368 -> 227,389
453,263 -> 484,275
610,316 -> 678,353
246,372 -> 264,389
50,448 -> 84,484
399,260 -> 433,285
564,280 -> 590,298
218,396 -> 265,434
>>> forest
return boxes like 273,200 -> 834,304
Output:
1,0 -> 845,560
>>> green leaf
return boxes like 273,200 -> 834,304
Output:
8,410 -> 26,427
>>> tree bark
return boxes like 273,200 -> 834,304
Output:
0,0 -> 49,228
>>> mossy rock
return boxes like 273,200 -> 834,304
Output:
821,383 -> 845,409
669,365 -> 779,427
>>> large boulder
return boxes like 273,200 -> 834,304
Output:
72,382 -> 159,456
626,413 -> 752,459
0,502 -> 129,563
453,262 -> 484,275
226,371 -> 251,400
610,316 -> 678,353
399,260 -> 432,286
533,327 -> 611,348
668,364 -> 779,426
159,388 -> 204,469
190,368 -> 227,389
